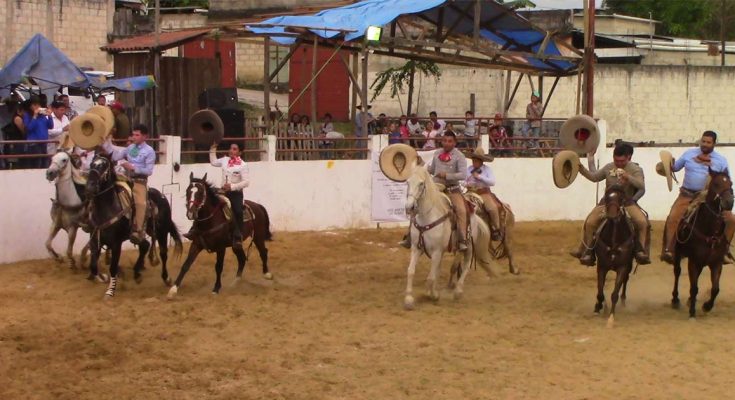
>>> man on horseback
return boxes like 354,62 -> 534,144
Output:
661,131 -> 735,264
571,143 -> 651,266
400,132 -> 469,251
102,124 -> 155,244
465,146 -> 502,241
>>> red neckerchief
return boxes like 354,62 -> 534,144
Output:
438,151 -> 452,162
228,157 -> 242,167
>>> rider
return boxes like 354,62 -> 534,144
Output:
661,130 -> 735,264
570,143 -> 651,266
465,147 -> 502,241
102,124 -> 155,244
400,132 -> 469,251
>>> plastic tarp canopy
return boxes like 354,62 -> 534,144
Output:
86,74 -> 157,92
0,34 -> 90,98
247,0 -> 578,74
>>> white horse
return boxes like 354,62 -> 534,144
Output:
403,164 -> 493,310
45,150 -> 90,269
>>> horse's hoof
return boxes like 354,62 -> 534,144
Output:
703,302 -> 714,313
263,272 -> 274,280
167,286 -> 178,300
95,274 -> 109,283
163,278 -> 173,287
453,290 -> 464,301
447,281 -> 456,290
103,292 -> 114,301
671,298 -> 681,309
134,275 -> 143,284
211,291 -> 219,295
689,316 -> 697,321
606,315 -> 615,328
404,295 -> 415,310
509,266 -> 520,275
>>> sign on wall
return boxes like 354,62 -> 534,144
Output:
370,149 -> 435,222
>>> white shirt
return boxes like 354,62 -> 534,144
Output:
73,147 -> 95,172
407,120 -> 423,136
210,148 -> 249,192
422,129 -> 438,150
48,114 -> 70,154
465,164 -> 496,188
463,119 -> 478,137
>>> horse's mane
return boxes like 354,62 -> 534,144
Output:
191,178 -> 220,205
413,165 -> 450,210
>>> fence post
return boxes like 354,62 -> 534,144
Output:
159,135 -> 181,167
480,133 -> 490,153
265,135 -> 277,162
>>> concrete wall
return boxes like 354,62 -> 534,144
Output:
641,48 -> 727,66
209,0 -> 335,17
1,0 -> 113,70
160,13 -> 208,31
573,15 -> 656,36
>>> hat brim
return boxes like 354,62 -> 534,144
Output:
189,109 -> 224,146
552,150 -> 580,189
70,114 -> 107,150
470,153 -> 494,162
379,144 -> 418,182
86,105 -> 115,136
559,115 -> 600,155
658,150 -> 674,192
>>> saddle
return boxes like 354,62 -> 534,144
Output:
465,191 -> 510,233
215,192 -> 256,224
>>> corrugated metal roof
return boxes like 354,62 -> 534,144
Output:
101,28 -> 212,53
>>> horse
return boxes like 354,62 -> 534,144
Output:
167,173 -> 273,298
85,154 -> 182,298
464,192 -> 520,275
671,169 -> 734,319
592,185 -> 635,327
403,164 -> 493,310
45,150 -> 90,269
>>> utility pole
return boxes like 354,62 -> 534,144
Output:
583,0 -> 595,117
722,0 -> 726,66
154,0 -> 161,136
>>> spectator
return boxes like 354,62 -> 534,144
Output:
39,94 -> 48,108
489,113 -> 510,156
463,110 -> 478,148
298,115 -> 313,135
109,101 -> 131,141
288,113 -> 300,134
406,113 -> 422,148
421,121 -> 438,150
388,122 -> 402,144
96,95 -> 107,106
429,111 -> 446,133
354,104 -> 374,138
48,100 -> 70,155
398,115 -> 410,143
524,91 -> 543,148
57,94 -> 78,121
320,113 -> 334,135
1,100 -> 25,169
374,113 -> 388,135
22,96 -> 53,169
443,122 -> 455,139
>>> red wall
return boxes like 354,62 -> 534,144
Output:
289,45 -> 350,122
181,39 -> 236,88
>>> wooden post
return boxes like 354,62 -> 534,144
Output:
583,0 -> 595,117
311,36 -> 318,136
361,48 -> 369,152
473,0 -> 481,46
351,52 -> 358,122
263,37 -> 271,133
153,0 -> 161,136
503,70 -> 511,115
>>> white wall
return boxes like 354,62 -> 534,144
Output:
0,130 -> 727,264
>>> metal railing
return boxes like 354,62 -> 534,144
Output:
180,137 -> 267,164
275,136 -> 368,160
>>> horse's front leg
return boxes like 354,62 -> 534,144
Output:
87,236 -> 106,282
404,246 -> 421,310
46,222 -> 62,263
594,264 -> 607,314
66,227 -> 78,269
454,251 -> 473,301
425,249 -> 443,302
672,255 -> 682,308
687,259 -> 702,319
104,243 -> 122,299
133,239 -> 150,284
703,263 -> 723,313
607,267 -> 630,328
233,244 -> 247,280
168,241 -> 203,299
212,249 -> 225,294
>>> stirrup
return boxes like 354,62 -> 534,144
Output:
635,251 -> 651,265
660,252 -> 675,264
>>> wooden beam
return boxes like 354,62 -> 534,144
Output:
268,43 -> 300,83
503,70 -> 512,113
396,19 -> 410,39
440,1 -> 474,43
505,72 -> 524,113
473,0 -> 481,45
360,48 -> 369,148
435,8 -> 444,52
351,52 -> 358,122
263,37 -> 271,132
390,21 -> 396,54
311,36 -> 318,136
541,76 -> 560,116
339,52 -> 363,99
536,32 -> 552,57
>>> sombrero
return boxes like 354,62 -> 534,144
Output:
58,132 -> 75,150
656,150 -> 674,192
469,146 -> 494,162
188,109 -> 224,146
559,115 -> 600,155
552,150 -> 580,189
69,113 -> 107,150
86,105 -> 115,136
379,143 -> 418,182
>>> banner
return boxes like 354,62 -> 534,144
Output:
370,149 -> 435,222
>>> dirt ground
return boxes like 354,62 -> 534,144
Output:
2,221 -> 735,399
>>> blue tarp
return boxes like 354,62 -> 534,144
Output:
0,34 -> 90,98
247,0 -> 579,74
87,74 -> 157,92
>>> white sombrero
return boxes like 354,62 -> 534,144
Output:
552,150 -> 580,189
656,150 -> 675,192
86,105 -> 115,136
559,115 -> 600,155
379,144 -> 418,182
69,113 -> 107,150
469,146 -> 494,162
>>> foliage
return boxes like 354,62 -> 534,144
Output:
603,0 -> 735,40
369,60 -> 441,113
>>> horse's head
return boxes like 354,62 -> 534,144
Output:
707,168 -> 734,211
186,172 -> 209,220
604,185 -> 627,220
86,154 -> 114,197
46,150 -> 72,181
405,163 -> 428,215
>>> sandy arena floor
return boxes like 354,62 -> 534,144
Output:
2,221 -> 735,399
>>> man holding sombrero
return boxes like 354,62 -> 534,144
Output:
570,143 -> 651,266
660,130 -> 735,264
465,146 -> 502,241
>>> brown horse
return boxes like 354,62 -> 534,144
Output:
167,173 -> 273,298
593,185 -> 635,327
671,169 -> 734,318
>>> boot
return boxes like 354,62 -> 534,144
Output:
183,227 -> 197,240
660,251 -> 675,265
491,228 -> 502,242
569,242 -> 585,259
578,248 -> 595,267
231,223 -> 243,248
635,227 -> 651,265
130,230 -> 144,245
725,251 -> 735,265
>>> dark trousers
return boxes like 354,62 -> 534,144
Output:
226,190 -> 244,230
23,143 -> 49,169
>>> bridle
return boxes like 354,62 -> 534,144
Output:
87,157 -> 116,197
187,181 -> 220,222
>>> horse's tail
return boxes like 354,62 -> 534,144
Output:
471,215 -> 493,271
169,220 -> 183,260
150,189 -> 183,260
258,202 -> 273,241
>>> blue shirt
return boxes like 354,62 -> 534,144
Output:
388,130 -> 401,144
106,141 -> 156,177
673,148 -> 729,191
22,113 -> 53,141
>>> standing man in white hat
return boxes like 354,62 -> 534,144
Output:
661,130 -> 735,264
570,143 -> 651,266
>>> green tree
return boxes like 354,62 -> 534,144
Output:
370,60 -> 441,115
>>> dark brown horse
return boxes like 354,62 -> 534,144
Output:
593,185 -> 635,327
672,169 -> 734,318
167,173 -> 273,298
85,154 -> 183,298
